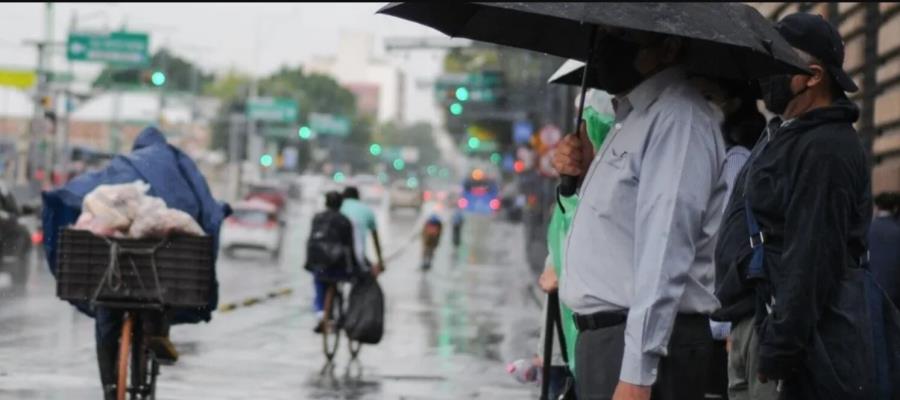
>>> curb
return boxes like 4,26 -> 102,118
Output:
217,287 -> 294,313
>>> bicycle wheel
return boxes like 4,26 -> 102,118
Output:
322,284 -> 343,361
116,314 -> 135,400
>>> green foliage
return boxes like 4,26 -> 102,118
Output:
92,48 -> 213,91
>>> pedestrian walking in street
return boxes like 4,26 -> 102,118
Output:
551,29 -> 727,400
715,12 -> 881,400
868,192 -> 900,309
306,191 -> 357,332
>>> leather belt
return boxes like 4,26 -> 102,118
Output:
573,311 -> 627,331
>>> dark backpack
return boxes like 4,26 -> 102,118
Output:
305,212 -> 351,273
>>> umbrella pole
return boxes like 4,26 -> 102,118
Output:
558,25 -> 598,197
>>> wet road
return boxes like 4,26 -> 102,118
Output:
0,196 -> 543,399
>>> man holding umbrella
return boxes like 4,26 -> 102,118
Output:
378,4 -> 810,399
552,29 -> 727,400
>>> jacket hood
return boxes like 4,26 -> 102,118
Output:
794,96 -> 860,127
132,125 -> 167,151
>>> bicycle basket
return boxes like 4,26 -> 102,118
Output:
56,228 -> 213,308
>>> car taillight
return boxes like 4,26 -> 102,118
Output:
458,198 -> 468,209
490,199 -> 501,211
31,231 -> 43,245
423,191 -> 432,201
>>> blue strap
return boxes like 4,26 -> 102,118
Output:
743,125 -> 774,282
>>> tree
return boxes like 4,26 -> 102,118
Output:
92,48 -> 213,92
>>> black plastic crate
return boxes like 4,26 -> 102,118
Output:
56,228 -> 213,308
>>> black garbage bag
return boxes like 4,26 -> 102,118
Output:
344,275 -> 384,344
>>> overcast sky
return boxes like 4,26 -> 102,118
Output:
0,2 -> 451,123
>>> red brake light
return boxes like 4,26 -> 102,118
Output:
423,191 -> 432,201
490,199 -> 501,210
31,231 -> 43,245
457,198 -> 469,209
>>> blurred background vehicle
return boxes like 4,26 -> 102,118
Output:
459,170 -> 500,215
350,174 -> 386,207
243,181 -> 288,213
389,179 -> 423,211
220,199 -> 285,260
0,181 -> 39,287
499,182 -> 524,222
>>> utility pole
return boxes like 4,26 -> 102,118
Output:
20,3 -> 55,187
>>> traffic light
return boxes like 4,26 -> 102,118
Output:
490,152 -> 502,165
369,143 -> 382,156
449,102 -> 463,116
333,171 -> 346,183
467,137 -> 480,150
392,159 -> 405,171
259,154 -> 273,167
455,86 -> 469,102
298,126 -> 312,140
151,71 -> 166,87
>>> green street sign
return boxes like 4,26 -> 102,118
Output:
247,97 -> 298,123
67,31 -> 150,66
309,112 -> 350,137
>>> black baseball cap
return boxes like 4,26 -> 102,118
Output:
775,12 -> 859,93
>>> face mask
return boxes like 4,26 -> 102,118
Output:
592,35 -> 644,95
759,74 -> 808,116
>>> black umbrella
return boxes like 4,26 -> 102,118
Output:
547,59 -> 590,87
378,2 -> 807,195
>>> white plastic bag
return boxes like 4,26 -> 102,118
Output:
77,181 -> 150,236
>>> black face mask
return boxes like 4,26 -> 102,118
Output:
759,74 -> 808,116
592,35 -> 644,95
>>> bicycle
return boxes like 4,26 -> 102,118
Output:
321,280 -> 362,362
95,301 -> 164,400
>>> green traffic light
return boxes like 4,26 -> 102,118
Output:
450,102 -> 463,116
392,159 -> 405,171
298,126 -> 312,139
151,71 -> 166,86
490,152 -> 502,165
259,154 -> 273,167
333,172 -> 346,183
467,137 -> 480,150
455,86 -> 469,102
369,143 -> 382,156
406,176 -> 419,189
426,165 -> 438,176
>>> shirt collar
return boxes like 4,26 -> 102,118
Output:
615,65 -> 686,115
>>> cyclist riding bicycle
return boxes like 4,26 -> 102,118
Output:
307,191 -> 358,333
42,126 -> 229,400
340,186 -> 385,277
422,214 -> 443,270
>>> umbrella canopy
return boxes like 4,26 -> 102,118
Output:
378,2 -> 809,80
547,59 -> 589,86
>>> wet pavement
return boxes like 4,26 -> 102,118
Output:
0,196 -> 543,399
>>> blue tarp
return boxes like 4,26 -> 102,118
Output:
42,126 -> 231,324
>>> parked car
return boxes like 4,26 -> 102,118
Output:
244,182 -> 288,212
220,199 -> 285,260
389,179 -> 423,211
0,182 -> 36,285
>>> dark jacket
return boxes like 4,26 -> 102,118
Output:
714,98 -> 874,399
712,119 -> 783,324
868,215 -> 900,307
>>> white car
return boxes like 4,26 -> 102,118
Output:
220,199 -> 284,260
389,180 -> 423,211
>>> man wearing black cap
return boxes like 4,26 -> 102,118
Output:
713,12 -> 873,400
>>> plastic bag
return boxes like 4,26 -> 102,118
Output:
76,181 -> 150,236
344,275 -> 384,344
129,197 -> 204,238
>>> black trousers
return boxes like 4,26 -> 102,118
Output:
575,313 -> 712,400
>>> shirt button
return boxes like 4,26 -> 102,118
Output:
614,123 -> 622,130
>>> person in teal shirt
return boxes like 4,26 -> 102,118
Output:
340,186 -> 384,275
539,89 -> 615,375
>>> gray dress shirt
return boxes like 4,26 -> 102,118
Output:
559,66 -> 727,386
